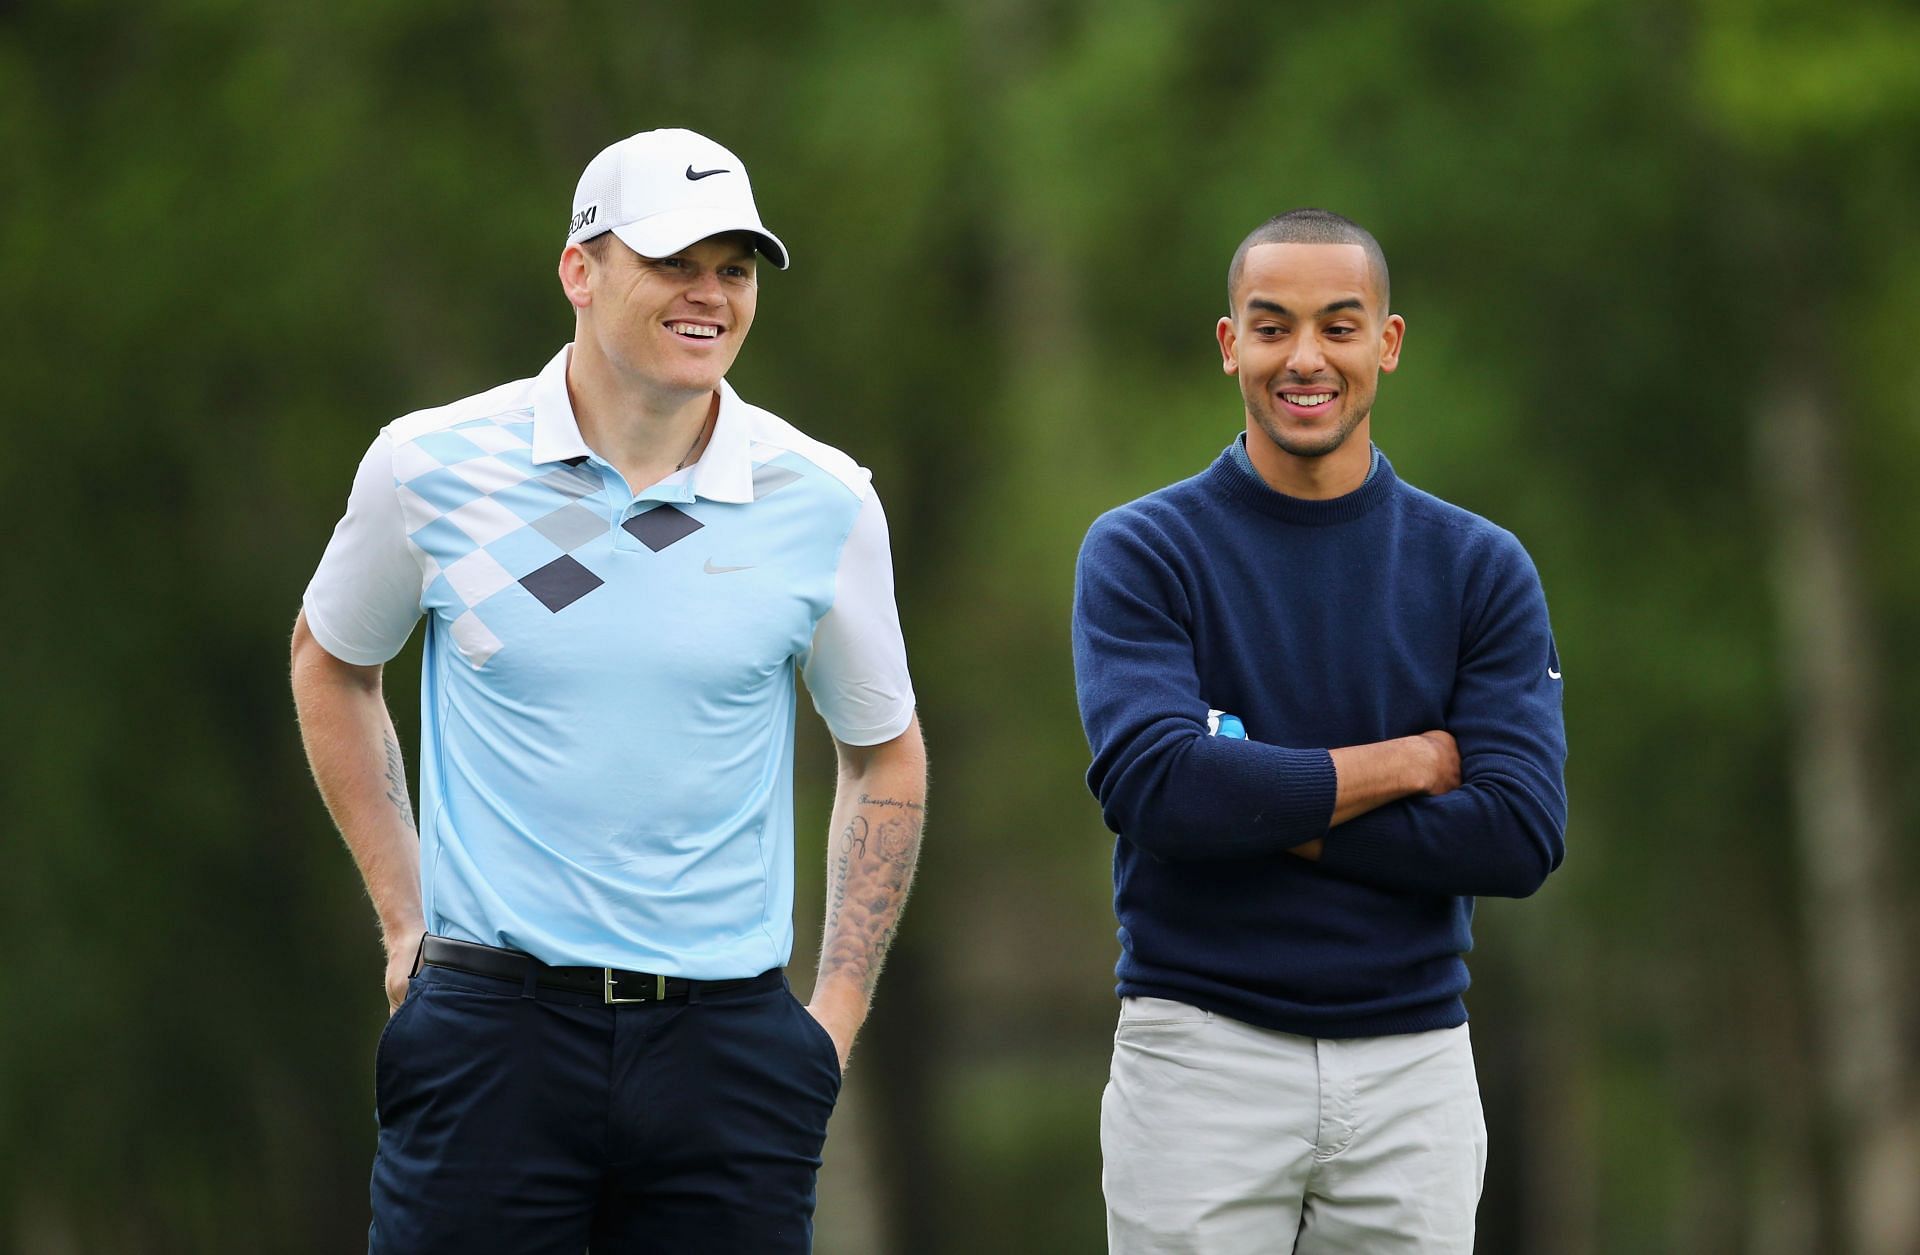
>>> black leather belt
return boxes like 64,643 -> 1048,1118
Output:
417,935 -> 779,1005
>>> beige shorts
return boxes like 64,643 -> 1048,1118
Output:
1101,997 -> 1486,1254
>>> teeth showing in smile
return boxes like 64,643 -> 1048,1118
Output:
669,323 -> 720,338
1286,392 -> 1335,406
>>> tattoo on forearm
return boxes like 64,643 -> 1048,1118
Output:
382,733 -> 416,832
857,792 -> 923,813
821,795 -> 925,997
827,815 -> 864,928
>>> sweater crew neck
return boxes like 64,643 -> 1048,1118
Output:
1208,438 -> 1397,526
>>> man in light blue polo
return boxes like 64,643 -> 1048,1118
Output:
291,127 -> 926,1253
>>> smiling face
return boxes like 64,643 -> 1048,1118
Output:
571,231 -> 759,402
1217,242 -> 1403,489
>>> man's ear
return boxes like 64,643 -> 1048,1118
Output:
558,243 -> 594,311
1378,313 -> 1406,374
1216,315 -> 1239,376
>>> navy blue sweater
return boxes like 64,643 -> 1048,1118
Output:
1072,442 -> 1567,1037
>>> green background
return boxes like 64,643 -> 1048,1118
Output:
5,2 -> 1917,1251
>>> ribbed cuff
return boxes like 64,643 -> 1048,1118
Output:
1238,743 -> 1338,848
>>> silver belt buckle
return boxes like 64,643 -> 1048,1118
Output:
604,969 -> 669,1004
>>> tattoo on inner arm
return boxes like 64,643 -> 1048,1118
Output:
857,792 -> 924,813
821,795 -> 925,996
382,733 -> 416,832
826,815 -> 865,931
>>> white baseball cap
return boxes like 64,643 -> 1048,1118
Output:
565,128 -> 789,269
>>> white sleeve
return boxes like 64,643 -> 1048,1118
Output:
301,431 -> 425,665
801,484 -> 916,746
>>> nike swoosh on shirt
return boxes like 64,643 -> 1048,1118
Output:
685,166 -> 730,180
1548,666 -> 1562,679
703,560 -> 753,574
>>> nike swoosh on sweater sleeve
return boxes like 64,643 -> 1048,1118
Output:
1318,531 -> 1568,898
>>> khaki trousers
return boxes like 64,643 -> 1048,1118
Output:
1101,997 -> 1486,1254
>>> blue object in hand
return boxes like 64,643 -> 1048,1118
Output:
1206,709 -> 1247,739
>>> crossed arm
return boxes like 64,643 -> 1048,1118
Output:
1073,518 -> 1563,896
1298,730 -> 1462,859
806,715 -> 928,1071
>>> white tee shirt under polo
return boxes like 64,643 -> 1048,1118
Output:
303,345 -> 916,978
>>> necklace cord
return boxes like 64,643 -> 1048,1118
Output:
675,408 -> 715,472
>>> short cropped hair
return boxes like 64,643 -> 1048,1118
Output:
581,232 -> 621,265
1226,209 -> 1390,315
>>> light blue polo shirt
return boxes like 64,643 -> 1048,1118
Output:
303,346 -> 916,977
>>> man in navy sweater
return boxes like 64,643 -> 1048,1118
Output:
1072,209 -> 1567,1253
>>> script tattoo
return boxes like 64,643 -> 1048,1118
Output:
382,732 -> 416,832
821,794 -> 925,996
826,815 -> 867,930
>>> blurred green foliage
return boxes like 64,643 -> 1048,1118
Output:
3,2 -> 1915,1251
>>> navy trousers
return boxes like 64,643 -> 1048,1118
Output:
369,963 -> 843,1253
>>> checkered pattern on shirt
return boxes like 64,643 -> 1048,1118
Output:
390,413 -> 605,668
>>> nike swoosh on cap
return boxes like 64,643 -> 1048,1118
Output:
685,166 -> 730,180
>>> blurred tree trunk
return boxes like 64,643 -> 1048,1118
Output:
1755,371 -> 1919,1255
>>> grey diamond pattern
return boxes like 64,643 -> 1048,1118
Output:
531,503 -> 605,552
622,505 -> 704,552
534,465 -> 601,500
752,464 -> 802,499
520,555 -> 604,612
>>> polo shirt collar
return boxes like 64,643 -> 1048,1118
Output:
690,381 -> 754,504
531,345 -> 593,466
529,344 -> 755,505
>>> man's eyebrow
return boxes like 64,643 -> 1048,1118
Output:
1244,297 -> 1367,317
